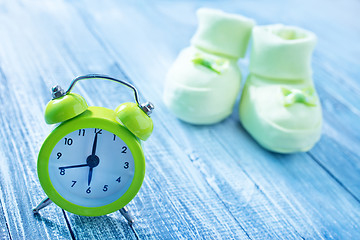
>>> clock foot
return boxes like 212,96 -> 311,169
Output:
32,197 -> 53,214
119,206 -> 135,225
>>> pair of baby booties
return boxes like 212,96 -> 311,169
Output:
163,8 -> 322,153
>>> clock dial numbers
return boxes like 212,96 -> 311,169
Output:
122,146 -> 127,154
48,128 -> 135,208
94,128 -> 102,134
78,129 -> 86,136
91,132 -> 99,156
64,138 -> 73,145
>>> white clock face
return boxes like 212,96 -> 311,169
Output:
48,128 -> 135,207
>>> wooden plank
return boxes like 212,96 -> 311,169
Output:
0,80 -> 72,239
125,130 -> 251,239
63,212 -> 136,240
0,10 -> 74,235
70,1 -> 360,238
259,0 -> 360,200
0,197 -> 11,240
202,122 -> 360,239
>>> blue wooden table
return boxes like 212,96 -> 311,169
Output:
0,0 -> 359,239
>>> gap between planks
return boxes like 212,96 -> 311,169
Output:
0,197 -> 12,240
307,152 -> 360,204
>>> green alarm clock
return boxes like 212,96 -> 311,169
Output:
32,74 -> 154,223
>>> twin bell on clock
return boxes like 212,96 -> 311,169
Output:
33,74 -> 153,223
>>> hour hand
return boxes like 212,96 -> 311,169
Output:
59,164 -> 89,170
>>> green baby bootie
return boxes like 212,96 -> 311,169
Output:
239,24 -> 322,153
163,8 -> 255,124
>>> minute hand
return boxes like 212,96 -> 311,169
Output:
91,132 -> 99,156
59,164 -> 88,170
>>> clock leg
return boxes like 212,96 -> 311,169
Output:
119,206 -> 135,224
32,197 -> 53,214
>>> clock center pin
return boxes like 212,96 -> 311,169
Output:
86,155 -> 100,168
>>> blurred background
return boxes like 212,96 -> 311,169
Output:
0,0 -> 359,239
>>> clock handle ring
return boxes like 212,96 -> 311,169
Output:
59,74 -> 153,116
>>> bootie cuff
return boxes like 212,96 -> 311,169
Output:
250,24 -> 317,80
191,8 -> 255,59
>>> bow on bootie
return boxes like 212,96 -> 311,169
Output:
192,53 -> 229,74
281,87 -> 317,107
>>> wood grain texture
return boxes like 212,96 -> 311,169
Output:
0,0 -> 359,239
0,196 -> 11,239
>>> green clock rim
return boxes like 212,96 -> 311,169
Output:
37,107 -> 145,216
